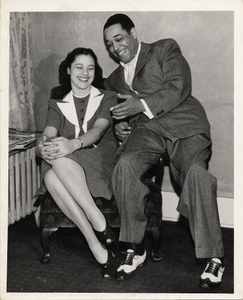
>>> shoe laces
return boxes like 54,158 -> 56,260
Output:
122,250 -> 137,266
205,260 -> 221,277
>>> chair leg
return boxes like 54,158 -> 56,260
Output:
148,225 -> 162,262
40,227 -> 58,264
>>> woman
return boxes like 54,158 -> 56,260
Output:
36,47 -> 119,278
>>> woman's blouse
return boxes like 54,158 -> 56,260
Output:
45,89 -> 117,136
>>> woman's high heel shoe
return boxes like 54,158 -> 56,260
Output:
99,248 -> 117,279
94,222 -> 116,246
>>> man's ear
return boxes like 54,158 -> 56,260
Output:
130,28 -> 137,39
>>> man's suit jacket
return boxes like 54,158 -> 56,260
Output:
104,38 -> 211,140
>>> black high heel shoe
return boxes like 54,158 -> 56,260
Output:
94,222 -> 116,246
99,248 -> 117,279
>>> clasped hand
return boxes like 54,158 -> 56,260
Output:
37,136 -> 74,163
115,121 -> 131,141
110,93 -> 144,120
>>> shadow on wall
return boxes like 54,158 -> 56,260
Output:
34,53 -> 63,132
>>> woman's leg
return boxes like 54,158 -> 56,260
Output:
50,157 -> 106,232
44,169 -> 108,264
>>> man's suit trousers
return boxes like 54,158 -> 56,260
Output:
111,117 -> 224,259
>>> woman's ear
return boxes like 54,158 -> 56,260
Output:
67,68 -> 70,75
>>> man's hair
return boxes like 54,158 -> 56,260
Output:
103,14 -> 135,33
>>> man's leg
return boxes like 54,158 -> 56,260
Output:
111,124 -> 166,280
168,134 -> 225,289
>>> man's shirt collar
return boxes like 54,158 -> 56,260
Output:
120,42 -> 141,70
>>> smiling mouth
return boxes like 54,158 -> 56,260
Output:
78,77 -> 89,82
116,48 -> 126,57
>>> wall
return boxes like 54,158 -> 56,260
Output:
30,11 -> 234,198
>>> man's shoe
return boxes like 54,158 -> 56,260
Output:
115,249 -> 146,281
199,258 -> 225,289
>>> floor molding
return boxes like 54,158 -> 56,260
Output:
161,191 -> 234,228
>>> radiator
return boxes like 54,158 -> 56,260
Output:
8,146 -> 40,225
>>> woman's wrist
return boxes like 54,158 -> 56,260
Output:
35,135 -> 45,157
77,136 -> 84,149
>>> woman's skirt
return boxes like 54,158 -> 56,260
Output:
34,137 -> 118,205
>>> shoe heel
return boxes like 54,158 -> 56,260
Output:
99,248 -> 117,279
108,238 -> 118,258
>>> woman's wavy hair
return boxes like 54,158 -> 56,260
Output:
58,47 -> 103,92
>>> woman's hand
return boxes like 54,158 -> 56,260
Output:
36,135 -> 58,164
115,121 -> 131,141
46,136 -> 78,158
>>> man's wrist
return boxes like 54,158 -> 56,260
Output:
139,99 -> 154,119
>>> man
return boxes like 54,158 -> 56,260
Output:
103,13 -> 225,289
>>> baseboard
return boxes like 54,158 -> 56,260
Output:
161,191 -> 234,228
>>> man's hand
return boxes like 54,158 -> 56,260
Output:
115,121 -> 131,141
110,94 -> 144,120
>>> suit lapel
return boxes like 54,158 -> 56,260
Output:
114,66 -> 132,91
111,43 -> 151,93
134,42 -> 151,78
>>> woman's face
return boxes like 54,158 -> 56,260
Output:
68,54 -> 95,96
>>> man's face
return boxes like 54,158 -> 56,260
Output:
104,23 -> 139,64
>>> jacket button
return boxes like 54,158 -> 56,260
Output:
157,110 -> 164,115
